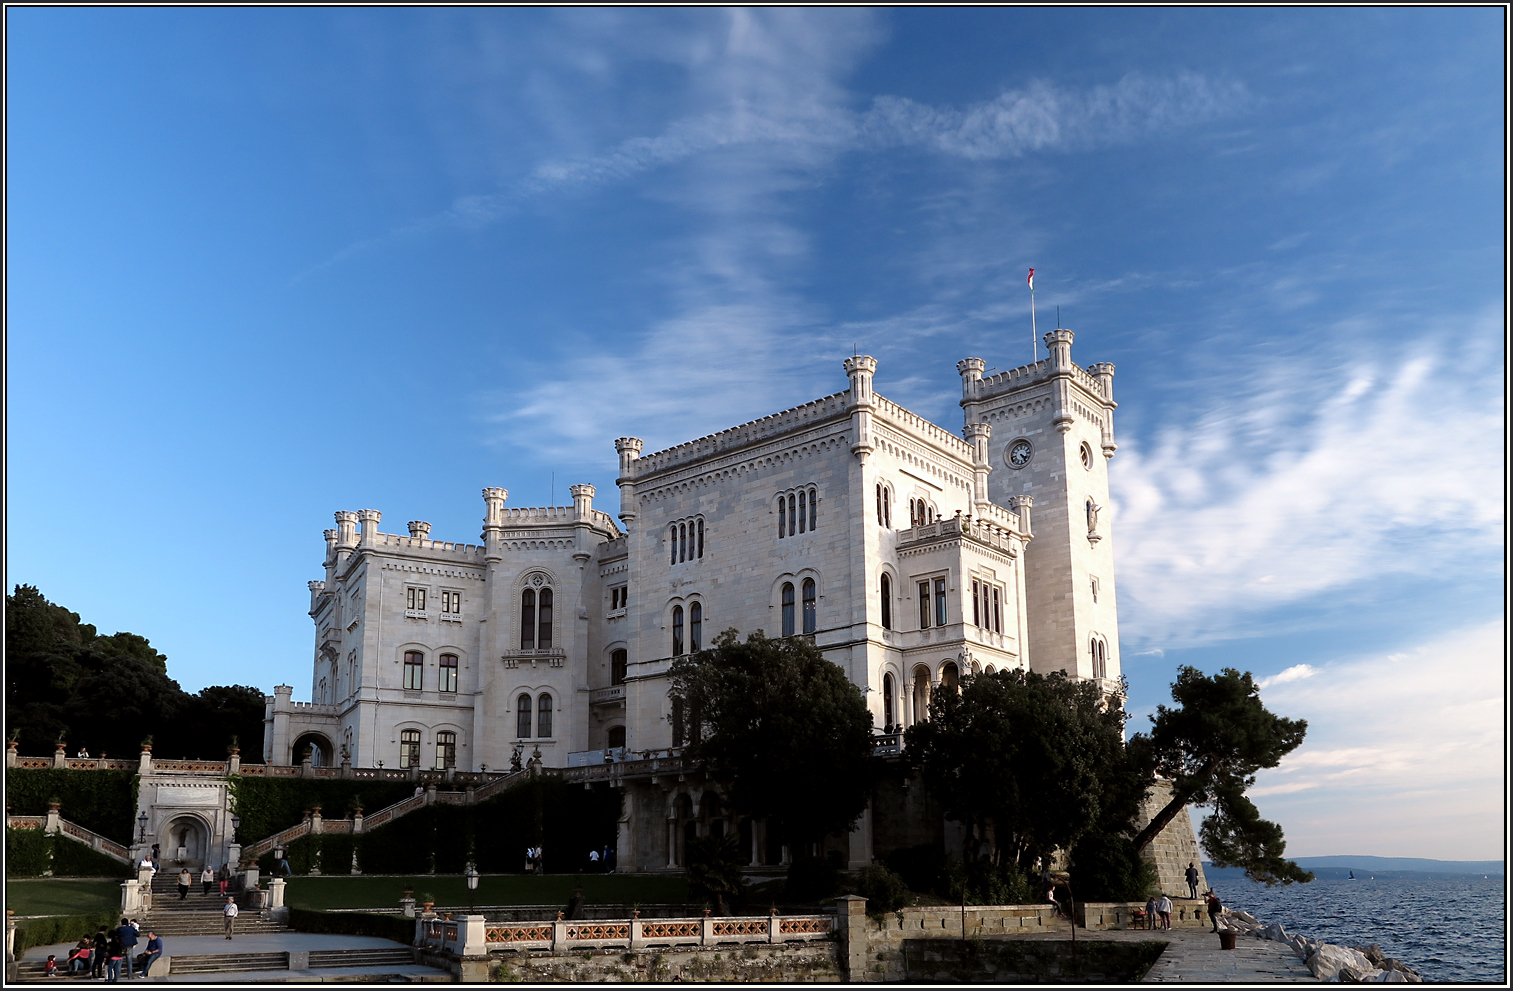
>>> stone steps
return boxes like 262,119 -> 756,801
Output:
166,951 -> 290,974
309,949 -> 417,968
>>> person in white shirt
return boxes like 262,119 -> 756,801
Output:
1155,894 -> 1173,930
222,897 -> 239,939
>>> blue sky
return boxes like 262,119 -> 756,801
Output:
7,9 -> 1503,858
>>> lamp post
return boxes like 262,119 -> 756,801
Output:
466,866 -> 479,913
137,812 -> 149,844
230,814 -> 240,843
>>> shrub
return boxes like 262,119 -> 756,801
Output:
285,907 -> 414,944
14,912 -> 120,955
5,829 -> 132,878
228,776 -> 412,847
850,864 -> 910,917
1069,832 -> 1158,902
4,769 -> 138,844
945,857 -> 1034,906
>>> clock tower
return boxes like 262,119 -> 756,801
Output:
958,330 -> 1121,686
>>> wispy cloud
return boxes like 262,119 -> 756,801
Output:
1257,663 -> 1316,690
1113,305 -> 1504,645
1243,622 -> 1503,857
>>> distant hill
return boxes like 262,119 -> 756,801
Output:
1203,856 -> 1503,882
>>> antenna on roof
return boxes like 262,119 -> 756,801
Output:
551,471 -> 554,506
1057,305 -> 1061,327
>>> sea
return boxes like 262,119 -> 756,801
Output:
1210,871 -> 1506,983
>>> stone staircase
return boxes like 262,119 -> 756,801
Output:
142,872 -> 290,936
11,947 -> 433,982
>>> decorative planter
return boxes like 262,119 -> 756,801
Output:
47,802 -> 61,812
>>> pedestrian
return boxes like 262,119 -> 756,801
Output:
140,932 -> 163,978
177,867 -> 192,900
534,845 -> 543,874
223,896 -> 240,939
150,844 -> 160,873
1185,862 -> 1200,900
219,863 -> 230,896
1144,895 -> 1157,930
1046,885 -> 1063,918
524,845 -> 534,873
588,847 -> 599,871
77,746 -> 89,759
114,917 -> 139,979
1155,894 -> 1173,930
603,845 -> 613,874
91,928 -> 108,979
201,865 -> 215,895
104,932 -> 124,983
1206,890 -> 1223,933
44,954 -> 57,978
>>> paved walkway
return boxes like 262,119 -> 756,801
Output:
1014,927 -> 1317,982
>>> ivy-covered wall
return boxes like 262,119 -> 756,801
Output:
5,769 -> 138,845
5,828 -> 134,878
228,777 -> 414,846
260,779 -> 622,876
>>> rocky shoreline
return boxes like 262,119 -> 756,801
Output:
1216,907 -> 1424,982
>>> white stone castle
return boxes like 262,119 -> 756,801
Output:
263,331 -> 1156,870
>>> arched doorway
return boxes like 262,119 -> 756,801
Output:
912,667 -> 931,724
292,732 -> 334,766
162,815 -> 210,870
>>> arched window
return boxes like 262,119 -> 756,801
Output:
912,668 -> 931,723
808,487 -> 817,531
520,589 -> 536,649
876,483 -> 883,524
672,605 -> 684,655
679,523 -> 687,563
880,573 -> 892,630
882,673 -> 895,730
516,694 -> 532,739
439,654 -> 458,693
690,602 -> 702,652
941,662 -> 959,691
403,651 -> 424,691
797,490 -> 807,534
778,497 -> 786,538
1091,638 -> 1108,680
696,519 -> 704,559
607,725 -> 626,749
399,729 -> 421,769
882,487 -> 891,528
781,583 -> 795,637
670,525 -> 678,565
611,648 -> 628,686
537,588 -> 553,648
434,731 -> 456,770
537,694 -> 553,738
802,578 -> 817,634
788,495 -> 797,536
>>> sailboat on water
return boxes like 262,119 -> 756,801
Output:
1348,870 -> 1356,880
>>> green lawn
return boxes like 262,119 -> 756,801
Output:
6,879 -> 122,917
282,873 -> 692,912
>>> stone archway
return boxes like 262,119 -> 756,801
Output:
292,732 -> 335,767
161,814 -> 211,871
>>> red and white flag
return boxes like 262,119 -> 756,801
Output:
1027,268 -> 1035,292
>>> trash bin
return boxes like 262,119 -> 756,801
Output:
1219,931 -> 1237,950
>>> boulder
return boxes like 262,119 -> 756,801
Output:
1306,944 -> 1376,982
1261,922 -> 1289,943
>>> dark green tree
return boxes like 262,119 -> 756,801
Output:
1130,666 -> 1312,886
684,833 -> 747,914
904,668 -> 1146,877
668,630 -> 874,861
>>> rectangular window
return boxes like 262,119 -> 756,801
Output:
934,578 -> 948,627
992,587 -> 1002,633
611,649 -> 628,686
403,651 -> 424,691
808,489 -> 817,531
537,589 -> 553,649
438,654 -> 458,693
537,694 -> 553,738
435,731 -> 456,770
778,498 -> 786,538
802,579 -> 816,634
407,587 -> 426,610
798,491 -> 807,533
972,580 -> 981,627
696,520 -> 704,559
399,729 -> 421,769
440,590 -> 460,613
690,602 -> 702,652
781,584 -> 795,637
520,589 -> 536,649
516,695 -> 532,739
672,605 -> 685,656
918,581 -> 931,629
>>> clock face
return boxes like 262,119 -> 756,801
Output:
1007,440 -> 1033,469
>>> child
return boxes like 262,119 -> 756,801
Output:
44,955 -> 57,977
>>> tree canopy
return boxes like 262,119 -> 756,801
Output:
904,668 -> 1148,878
667,629 -> 874,851
1131,665 -> 1312,885
5,584 -> 266,759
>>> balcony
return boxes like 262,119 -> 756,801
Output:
871,731 -> 904,756
590,685 -> 626,706
501,649 -> 565,670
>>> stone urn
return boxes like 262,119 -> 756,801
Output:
47,801 -> 61,813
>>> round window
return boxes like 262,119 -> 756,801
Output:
1080,443 -> 1094,470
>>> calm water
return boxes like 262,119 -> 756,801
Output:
1221,875 -> 1505,983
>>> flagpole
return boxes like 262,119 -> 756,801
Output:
1029,268 -> 1038,363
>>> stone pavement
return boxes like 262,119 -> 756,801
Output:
1014,926 -> 1318,982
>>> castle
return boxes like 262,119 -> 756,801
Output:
263,331 -> 1199,875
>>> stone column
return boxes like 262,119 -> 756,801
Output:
456,915 -> 487,956
844,355 -> 879,464
964,421 -> 993,512
44,803 -> 61,834
357,509 -> 382,548
52,745 -> 68,769
613,440 -> 642,529
836,895 -> 870,982
120,879 -> 144,916
5,742 -> 17,768
138,748 -> 154,774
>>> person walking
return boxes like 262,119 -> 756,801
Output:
139,932 -> 163,978
103,932 -> 125,983
113,917 -> 139,979
150,844 -> 160,873
201,865 -> 215,895
222,896 -> 239,939
588,847 -> 599,871
1185,862 -> 1200,900
177,867 -> 192,900
90,928 -> 108,980
1144,895 -> 1157,930
1155,894 -> 1173,930
218,863 -> 230,896
1206,890 -> 1223,933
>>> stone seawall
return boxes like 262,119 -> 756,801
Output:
488,943 -> 843,983
900,936 -> 1167,984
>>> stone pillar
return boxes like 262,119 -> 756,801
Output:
614,439 -> 642,529
836,895 -> 870,982
1009,495 -> 1034,539
1044,329 -> 1076,434
352,810 -> 364,834
551,918 -> 568,951
267,878 -> 286,911
227,844 -> 241,872
52,744 -> 68,769
6,911 -> 16,964
6,741 -> 17,768
456,915 -> 487,956
300,752 -> 315,778
1087,361 -> 1118,459
964,421 -> 993,511
570,484 -> 595,520
339,756 -> 352,780
844,355 -> 878,464
425,783 -> 437,805
481,488 -> 508,563
227,753 -> 241,775
666,819 -> 678,868
357,509 -> 382,548
138,748 -> 154,774
399,897 -> 416,918
120,879 -> 144,916
700,911 -> 714,945
44,803 -> 61,834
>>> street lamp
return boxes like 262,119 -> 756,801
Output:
137,812 -> 149,844
466,866 -> 479,913
229,814 -> 240,843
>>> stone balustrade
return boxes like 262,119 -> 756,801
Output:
417,911 -> 833,957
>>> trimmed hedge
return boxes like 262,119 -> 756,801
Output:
5,828 -> 133,878
259,778 -> 621,876
228,776 -> 413,848
5,769 -> 138,845
286,907 -> 414,944
13,911 -> 121,956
